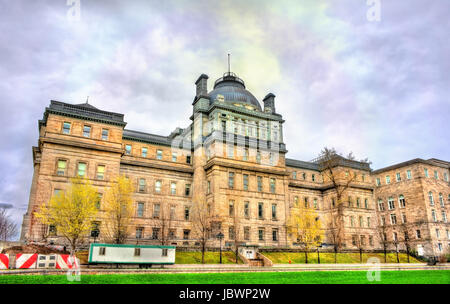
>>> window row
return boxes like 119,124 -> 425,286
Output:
124,145 -> 191,164
206,146 -> 278,166
291,171 -> 320,182
351,235 -> 374,247
56,159 -> 106,179
293,196 -> 320,209
136,178 -> 191,196
377,195 -> 406,211
227,173 -> 277,193
62,122 -> 109,140
228,201 -> 279,220
349,216 -> 372,228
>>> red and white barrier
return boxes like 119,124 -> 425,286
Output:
15,253 -> 37,269
56,254 -> 79,270
0,254 -> 9,269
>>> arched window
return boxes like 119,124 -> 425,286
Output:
439,193 -> 444,207
399,195 -> 406,208
428,191 -> 434,206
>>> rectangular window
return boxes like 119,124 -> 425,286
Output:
270,178 -> 275,193
424,168 -> 429,177
390,214 -> 397,225
434,170 -> 438,180
156,150 -> 163,160
293,171 -> 297,179
77,162 -> 86,177
96,193 -> 102,210
272,229 -> 278,241
186,155 -> 191,164
101,129 -> 109,140
207,181 -> 211,194
228,226 -> 235,239
436,229 -> 440,238
244,201 -> 250,218
170,206 -> 176,220
228,172 -> 235,189
152,228 -> 160,240
258,228 -> 264,241
125,144 -> 131,155
256,151 -> 261,164
369,236 -> 374,246
272,204 -> 277,220
367,217 -> 371,227
305,197 -> 309,208
442,211 -> 447,223
406,170 -> 412,179
62,122 -> 71,134
170,182 -> 176,195
162,249 -> 168,257
364,198 -> 368,209
183,229 -> 190,240
229,201 -> 234,216
258,202 -> 264,219
96,165 -> 105,180
257,176 -> 262,192
153,204 -> 160,218
312,174 -> 315,182
139,178 -> 146,192
57,160 -> 67,176
99,247 -> 106,256
137,202 -> 144,217
444,172 -> 449,182
359,216 -> 363,227
151,180 -> 160,194
313,199 -> 318,209
350,216 -> 354,227
83,125 -> 91,138
393,232 -> 398,242
385,175 -> 390,184
243,148 -> 249,161
431,209 -> 437,222
376,178 -> 381,186
396,172 -> 401,182
356,198 -> 360,208
172,152 -> 177,162
388,198 -> 395,210
136,227 -> 143,239
184,206 -> 190,220
142,147 -> 147,157
401,213 -> 407,223
185,184 -> 191,196
134,248 -> 141,256
48,225 -> 57,236
416,230 -> 421,239
243,174 -> 249,190
244,227 -> 250,240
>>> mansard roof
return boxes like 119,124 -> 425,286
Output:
123,128 -> 192,149
286,155 -> 371,172
372,158 -> 450,174
40,100 -> 126,127
285,158 -> 319,171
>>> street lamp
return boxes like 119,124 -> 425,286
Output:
217,232 -> 224,264
91,230 -> 99,243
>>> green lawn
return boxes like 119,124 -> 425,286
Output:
0,270 -> 448,284
175,251 -> 243,264
261,252 -> 422,264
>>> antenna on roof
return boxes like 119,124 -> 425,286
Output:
228,53 -> 231,73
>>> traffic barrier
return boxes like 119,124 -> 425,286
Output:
56,254 -> 80,270
15,253 -> 37,269
0,254 -> 9,269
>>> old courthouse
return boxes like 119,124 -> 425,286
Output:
20,71 -> 450,257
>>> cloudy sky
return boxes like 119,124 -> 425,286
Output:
0,0 -> 449,236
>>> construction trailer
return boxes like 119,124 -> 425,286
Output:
88,243 -> 176,267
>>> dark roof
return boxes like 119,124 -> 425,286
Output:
286,158 -> 319,171
41,100 -> 126,127
209,72 -> 262,111
372,158 -> 450,174
123,129 -> 172,146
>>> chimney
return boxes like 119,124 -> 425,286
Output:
263,93 -> 276,114
195,74 -> 209,97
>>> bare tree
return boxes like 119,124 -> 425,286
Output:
0,207 -> 18,241
317,147 -> 359,261
399,222 -> 411,263
152,203 -> 174,245
231,205 -> 242,264
376,217 -> 389,263
191,199 -> 212,264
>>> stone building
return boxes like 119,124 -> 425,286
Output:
20,71 -> 449,257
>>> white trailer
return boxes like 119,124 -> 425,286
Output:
88,243 -> 176,266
